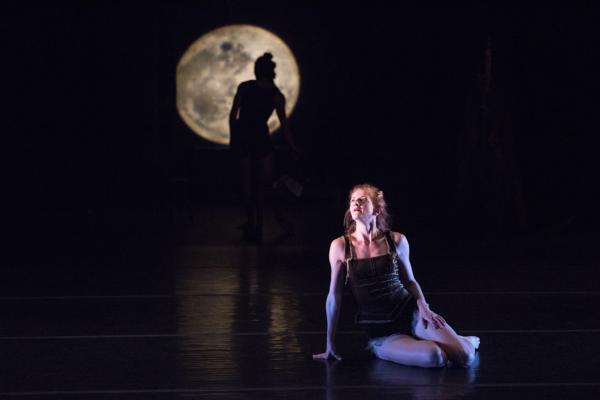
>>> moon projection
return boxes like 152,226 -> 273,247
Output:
176,25 -> 300,145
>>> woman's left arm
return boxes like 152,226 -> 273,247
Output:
393,232 -> 446,330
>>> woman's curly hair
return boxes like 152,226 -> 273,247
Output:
343,183 -> 390,234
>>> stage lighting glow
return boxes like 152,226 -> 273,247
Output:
176,25 -> 300,145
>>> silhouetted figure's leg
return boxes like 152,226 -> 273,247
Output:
240,157 -> 255,231
254,154 -> 272,242
272,189 -> 294,236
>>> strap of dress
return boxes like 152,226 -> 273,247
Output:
384,231 -> 397,254
342,235 -> 353,285
384,231 -> 402,276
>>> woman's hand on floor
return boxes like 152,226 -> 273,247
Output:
313,349 -> 342,361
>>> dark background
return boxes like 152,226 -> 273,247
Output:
3,2 -> 597,264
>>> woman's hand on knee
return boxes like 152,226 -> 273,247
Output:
420,308 -> 447,330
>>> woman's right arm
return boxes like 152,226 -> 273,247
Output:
313,237 -> 346,361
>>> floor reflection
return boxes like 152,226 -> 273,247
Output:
175,262 -> 238,386
319,355 -> 479,400
174,246 -> 308,386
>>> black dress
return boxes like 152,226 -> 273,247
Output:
344,231 -> 419,339
230,80 -> 281,159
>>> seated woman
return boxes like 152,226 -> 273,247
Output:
313,184 -> 480,367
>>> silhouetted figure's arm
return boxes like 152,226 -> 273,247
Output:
274,92 -> 299,156
229,84 -> 243,136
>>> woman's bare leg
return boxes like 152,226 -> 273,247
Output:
413,312 -> 479,367
372,334 -> 448,368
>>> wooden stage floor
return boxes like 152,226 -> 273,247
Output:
2,202 -> 599,399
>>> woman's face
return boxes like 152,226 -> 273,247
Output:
349,189 -> 376,221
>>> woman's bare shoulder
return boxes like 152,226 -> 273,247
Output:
330,236 -> 346,251
329,236 -> 346,257
390,231 -> 407,246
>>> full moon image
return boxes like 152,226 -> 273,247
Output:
176,25 -> 300,145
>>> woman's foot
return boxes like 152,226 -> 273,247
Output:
365,337 -> 385,356
462,336 -> 480,350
